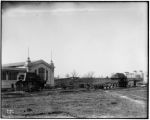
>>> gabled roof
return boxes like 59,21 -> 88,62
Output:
30,59 -> 52,68
2,59 -> 52,68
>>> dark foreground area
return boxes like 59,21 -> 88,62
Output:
2,87 -> 148,118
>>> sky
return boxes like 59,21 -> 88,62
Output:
2,2 -> 148,78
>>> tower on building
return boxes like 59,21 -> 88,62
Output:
25,48 -> 31,72
50,50 -> 55,71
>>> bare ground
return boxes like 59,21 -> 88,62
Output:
1,87 -> 148,118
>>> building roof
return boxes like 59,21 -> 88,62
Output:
2,67 -> 26,71
2,59 -> 53,69
3,62 -> 25,67
30,59 -> 52,68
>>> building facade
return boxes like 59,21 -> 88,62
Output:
2,57 -> 55,89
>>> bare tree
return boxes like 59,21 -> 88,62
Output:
65,73 -> 70,78
84,71 -> 95,78
71,70 -> 79,78
56,75 -> 60,79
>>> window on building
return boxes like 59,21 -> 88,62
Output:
35,69 -> 37,74
46,70 -> 48,81
79,84 -> 85,88
2,71 -> 6,80
38,67 -> 45,80
8,71 -> 18,80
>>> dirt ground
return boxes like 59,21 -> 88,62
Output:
1,86 -> 148,118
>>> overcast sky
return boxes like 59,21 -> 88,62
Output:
2,2 -> 148,77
